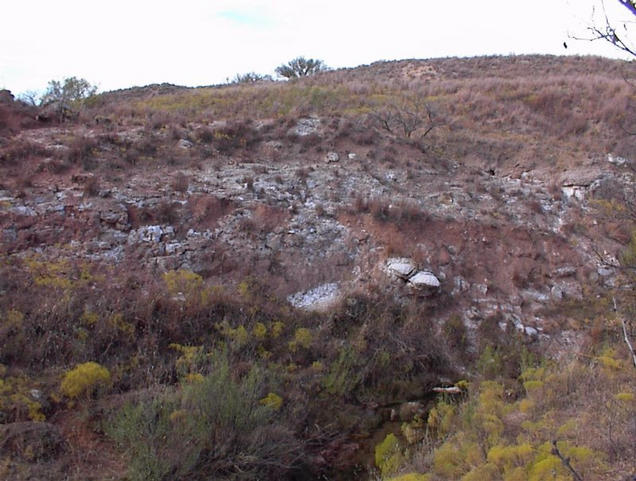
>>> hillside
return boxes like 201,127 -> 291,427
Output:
0,55 -> 634,481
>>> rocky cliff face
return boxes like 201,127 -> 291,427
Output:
1,110 -> 632,343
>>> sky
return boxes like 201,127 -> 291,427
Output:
1,0 -> 634,95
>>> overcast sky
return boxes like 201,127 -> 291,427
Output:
1,0 -> 634,95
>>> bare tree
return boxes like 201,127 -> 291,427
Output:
573,0 -> 636,57
16,90 -> 40,106
370,97 -> 439,140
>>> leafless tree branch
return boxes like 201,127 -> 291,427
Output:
613,297 -> 636,367
571,1 -> 636,57
551,440 -> 584,481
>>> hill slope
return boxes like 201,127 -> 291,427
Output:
0,55 -> 634,480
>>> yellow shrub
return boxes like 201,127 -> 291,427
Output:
614,392 -> 634,402
487,443 -> 533,470
375,433 -> 403,477
387,474 -> 431,481
163,269 -> 203,299
185,373 -> 204,384
229,325 -> 249,347
556,419 -> 577,437
522,380 -> 544,392
60,362 -> 111,399
460,463 -> 499,481
259,392 -> 283,411
311,361 -> 324,372
433,440 -> 469,478
528,455 -> 567,481
170,344 -> 204,375
518,398 -> 535,413
271,321 -> 284,338
252,322 -> 267,340
80,310 -> 99,326
0,373 -> 46,422
427,401 -> 455,436
289,327 -> 313,352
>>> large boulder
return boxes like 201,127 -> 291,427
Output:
386,257 -> 416,280
408,271 -> 441,289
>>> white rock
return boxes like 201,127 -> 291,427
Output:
408,271 -> 441,289
524,326 -> 538,337
325,152 -> 340,163
178,139 -> 193,149
348,152 -> 357,161
287,282 -> 340,311
452,276 -> 469,295
12,205 -> 36,216
131,225 -> 163,243
561,186 -> 585,201
550,285 -> 563,301
553,266 -> 576,278
607,153 -> 627,166
293,117 -> 321,136
521,289 -> 550,304
386,258 -> 416,279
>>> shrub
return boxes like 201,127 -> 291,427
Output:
275,57 -> 327,79
259,392 -> 283,411
232,72 -> 272,84
60,362 -> 111,399
289,327 -> 313,352
171,172 -> 189,193
106,350 -> 302,481
375,433 -> 403,477
387,474 -> 431,481
212,121 -> 260,154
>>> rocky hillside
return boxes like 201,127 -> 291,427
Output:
0,55 -> 634,481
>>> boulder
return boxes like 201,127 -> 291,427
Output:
408,271 -> 441,289
178,139 -> 193,149
386,257 -> 416,279
607,153 -> 628,166
325,152 -> 340,163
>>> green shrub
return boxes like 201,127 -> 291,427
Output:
322,346 -> 362,397
106,350 -> 301,481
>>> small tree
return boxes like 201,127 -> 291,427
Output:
41,76 -> 97,106
39,76 -> 97,121
275,57 -> 327,79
